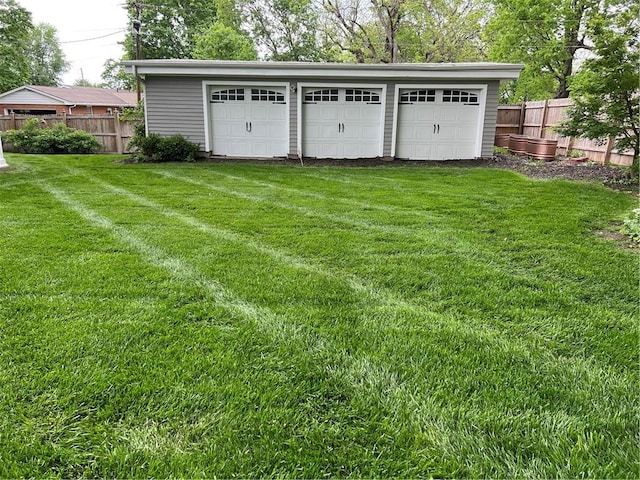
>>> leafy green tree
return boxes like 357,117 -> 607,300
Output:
243,0 -> 321,61
559,5 -> 639,174
123,0 -> 233,59
485,0 -> 622,102
193,22 -> 257,60
101,58 -> 136,90
0,0 -> 32,91
26,23 -> 69,86
321,0 -> 487,63
401,0 -> 488,63
73,78 -> 99,87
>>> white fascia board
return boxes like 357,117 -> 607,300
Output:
123,61 -> 523,82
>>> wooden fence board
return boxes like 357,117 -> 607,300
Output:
0,114 -> 135,154
496,100 -> 634,166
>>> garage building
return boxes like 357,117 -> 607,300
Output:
124,60 -> 522,161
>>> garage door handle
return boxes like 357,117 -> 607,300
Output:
437,124 -> 440,134
433,124 -> 436,134
245,122 -> 248,132
249,122 -> 252,132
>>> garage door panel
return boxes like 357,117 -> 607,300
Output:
396,88 -> 481,160
302,87 -> 383,159
209,85 -> 287,157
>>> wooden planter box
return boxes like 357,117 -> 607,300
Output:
508,134 -> 529,155
527,137 -> 558,161
494,133 -> 510,148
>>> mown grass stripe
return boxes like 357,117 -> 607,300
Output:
37,180 -> 310,343
156,169 -> 465,245
205,170 -> 436,218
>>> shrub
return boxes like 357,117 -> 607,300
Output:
621,208 -> 640,244
1,120 -> 101,154
128,131 -> 199,163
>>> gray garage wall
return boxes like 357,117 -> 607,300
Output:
144,75 -> 500,159
144,76 -> 206,148
482,81 -> 500,157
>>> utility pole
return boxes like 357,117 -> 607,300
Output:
132,1 -> 142,103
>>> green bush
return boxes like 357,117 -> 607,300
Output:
129,132 -> 199,163
621,208 -> 640,244
1,120 -> 101,154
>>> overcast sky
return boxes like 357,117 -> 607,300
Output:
18,0 -> 129,85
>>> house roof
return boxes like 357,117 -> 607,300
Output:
0,85 -> 138,107
123,60 -> 523,81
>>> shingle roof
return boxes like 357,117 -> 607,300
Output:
25,85 -> 138,107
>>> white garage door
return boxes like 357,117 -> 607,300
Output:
209,86 -> 287,157
396,89 -> 481,160
302,88 -> 383,158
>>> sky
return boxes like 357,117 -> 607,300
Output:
17,0 -> 129,85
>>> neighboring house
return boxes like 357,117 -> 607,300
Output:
124,60 -> 522,161
0,85 -> 138,116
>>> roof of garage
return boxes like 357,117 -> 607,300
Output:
123,60 -> 523,82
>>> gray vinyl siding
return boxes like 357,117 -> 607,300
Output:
383,83 -> 394,157
289,84 -> 297,156
144,76 -> 206,148
482,81 -> 499,157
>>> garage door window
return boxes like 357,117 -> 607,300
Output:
211,88 -> 245,102
345,89 -> 380,103
251,88 -> 285,103
304,89 -> 339,103
442,90 -> 478,103
400,89 -> 436,103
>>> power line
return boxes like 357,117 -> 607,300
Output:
60,29 -> 127,44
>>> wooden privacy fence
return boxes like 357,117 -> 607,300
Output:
496,99 -> 633,166
0,113 -> 135,154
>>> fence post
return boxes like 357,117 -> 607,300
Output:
10,112 -> 16,130
539,99 -> 549,138
62,111 -> 67,126
603,137 -> 615,165
114,114 -> 124,154
518,103 -> 526,134
565,136 -> 575,157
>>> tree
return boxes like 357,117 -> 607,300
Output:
0,0 -> 32,92
73,78 -> 99,87
485,0 -> 622,102
559,4 -> 639,174
26,23 -> 68,86
123,0 -> 224,60
243,0 -> 321,61
193,22 -> 257,60
322,0 -> 386,63
320,0 -> 488,63
101,58 -> 136,90
401,0 -> 488,63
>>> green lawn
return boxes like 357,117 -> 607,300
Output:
0,154 -> 637,478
